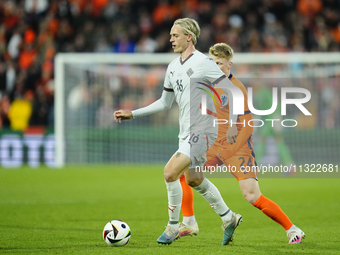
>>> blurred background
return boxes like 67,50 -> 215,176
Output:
0,0 -> 340,168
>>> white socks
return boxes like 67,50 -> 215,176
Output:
193,178 -> 232,221
166,177 -> 232,230
166,179 -> 182,228
286,224 -> 299,233
183,215 -> 197,226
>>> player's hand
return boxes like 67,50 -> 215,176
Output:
114,110 -> 133,123
226,125 -> 237,144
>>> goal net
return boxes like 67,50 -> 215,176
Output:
55,53 -> 340,168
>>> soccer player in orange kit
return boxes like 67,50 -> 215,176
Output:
179,43 -> 305,244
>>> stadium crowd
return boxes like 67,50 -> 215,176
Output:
0,0 -> 340,130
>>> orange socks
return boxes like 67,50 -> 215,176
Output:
252,194 -> 293,230
180,175 -> 194,216
180,176 -> 293,230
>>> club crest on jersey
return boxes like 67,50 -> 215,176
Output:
186,68 -> 194,77
220,94 -> 228,107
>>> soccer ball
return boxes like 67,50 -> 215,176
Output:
103,220 -> 131,247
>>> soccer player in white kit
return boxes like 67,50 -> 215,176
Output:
114,18 -> 243,245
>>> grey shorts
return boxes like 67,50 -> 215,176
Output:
178,132 -> 217,169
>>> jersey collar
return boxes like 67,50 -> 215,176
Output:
228,73 -> 233,79
180,52 -> 194,65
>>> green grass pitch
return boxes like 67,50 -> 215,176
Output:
1,164 -> 339,254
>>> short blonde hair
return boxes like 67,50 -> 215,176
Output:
173,18 -> 200,45
209,43 -> 234,61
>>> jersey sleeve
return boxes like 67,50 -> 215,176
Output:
132,88 -> 175,118
201,57 -> 226,85
163,65 -> 174,92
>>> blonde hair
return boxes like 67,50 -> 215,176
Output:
209,43 -> 234,61
173,18 -> 200,45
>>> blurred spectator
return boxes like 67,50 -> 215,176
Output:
8,92 -> 33,131
0,93 -> 11,128
155,31 -> 172,52
25,0 -> 49,15
30,86 -> 51,126
94,37 -> 111,53
7,28 -> 22,59
11,71 -> 27,101
196,25 -> 214,52
0,0 -> 339,131
55,18 -> 73,52
25,0 -> 49,32
136,35 -> 157,53
0,61 -> 6,91
0,25 -> 6,58
25,60 -> 41,92
113,32 -> 136,53
81,20 -> 95,51
19,41 -> 37,71
152,0 -> 180,25
96,93 -> 115,127
24,29 -> 36,44
3,1 -> 19,31
92,0 -> 109,17
67,80 -> 89,111
73,33 -> 87,52
332,24 -> 340,44
6,60 -> 16,94
36,61 -> 54,98
139,10 -> 153,34
297,0 -> 322,18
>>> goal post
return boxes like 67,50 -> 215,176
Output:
54,53 -> 178,168
55,52 -> 340,168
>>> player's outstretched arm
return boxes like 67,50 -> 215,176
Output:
114,90 -> 175,123
114,110 -> 133,123
130,90 -> 175,118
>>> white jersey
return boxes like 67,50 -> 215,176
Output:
164,50 -> 226,139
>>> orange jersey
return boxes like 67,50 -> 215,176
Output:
214,73 -> 251,144
205,73 -> 257,180
205,139 -> 258,181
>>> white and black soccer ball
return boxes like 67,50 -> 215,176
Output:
103,220 -> 131,247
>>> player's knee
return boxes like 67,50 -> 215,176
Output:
186,178 -> 203,187
243,192 -> 257,204
164,171 -> 177,182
